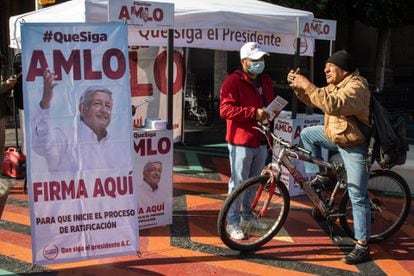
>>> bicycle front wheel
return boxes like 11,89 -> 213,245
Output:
217,175 -> 290,251
339,170 -> 411,243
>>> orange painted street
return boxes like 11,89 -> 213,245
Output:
0,146 -> 413,275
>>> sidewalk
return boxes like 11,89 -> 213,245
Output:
5,128 -> 23,149
0,130 -> 413,275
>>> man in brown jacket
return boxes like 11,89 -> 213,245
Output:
287,50 -> 371,265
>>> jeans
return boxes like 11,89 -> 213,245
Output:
227,144 -> 268,226
300,125 -> 371,241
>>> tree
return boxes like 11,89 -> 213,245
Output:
266,0 -> 414,91
351,1 -> 414,91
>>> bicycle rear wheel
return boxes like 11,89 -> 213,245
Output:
339,170 -> 411,242
197,106 -> 208,126
217,175 -> 290,251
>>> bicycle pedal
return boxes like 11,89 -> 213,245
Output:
310,175 -> 330,191
331,235 -> 344,245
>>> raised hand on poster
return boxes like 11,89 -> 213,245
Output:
40,68 -> 58,109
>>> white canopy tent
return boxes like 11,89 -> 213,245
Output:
9,0 -> 316,131
10,0 -> 314,55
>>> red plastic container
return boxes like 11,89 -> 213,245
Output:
2,147 -> 26,179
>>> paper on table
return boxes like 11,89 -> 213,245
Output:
264,96 -> 288,120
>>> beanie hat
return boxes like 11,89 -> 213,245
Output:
326,50 -> 356,72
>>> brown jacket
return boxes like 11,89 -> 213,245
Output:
293,71 -> 371,147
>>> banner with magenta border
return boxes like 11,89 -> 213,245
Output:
21,22 -> 139,265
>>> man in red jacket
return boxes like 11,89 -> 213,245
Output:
220,42 -> 276,240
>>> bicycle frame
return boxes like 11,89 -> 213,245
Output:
255,123 -> 347,217
251,169 -> 277,217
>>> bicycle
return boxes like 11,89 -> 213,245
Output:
184,86 -> 209,126
217,122 -> 411,252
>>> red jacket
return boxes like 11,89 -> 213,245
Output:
220,69 -> 276,147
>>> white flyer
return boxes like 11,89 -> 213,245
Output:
265,96 -> 288,120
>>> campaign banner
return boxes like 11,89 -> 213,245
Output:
133,129 -> 173,229
108,0 -> 174,29
273,111 -> 326,197
127,28 -> 314,56
300,18 -> 337,41
129,46 -> 183,141
21,22 -> 138,264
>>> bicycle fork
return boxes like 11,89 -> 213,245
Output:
251,169 -> 277,217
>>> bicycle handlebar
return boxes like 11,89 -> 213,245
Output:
253,122 -> 312,156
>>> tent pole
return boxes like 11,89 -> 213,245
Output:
292,17 -> 300,119
292,38 -> 300,119
181,48 -> 189,144
167,28 -> 174,130
329,40 -> 335,55
306,52 -> 314,114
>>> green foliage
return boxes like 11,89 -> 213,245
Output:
352,0 -> 414,28
265,0 -> 414,28
263,0 -> 349,20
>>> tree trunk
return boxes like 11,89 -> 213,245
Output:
375,27 -> 391,91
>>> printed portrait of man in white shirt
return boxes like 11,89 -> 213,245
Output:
30,68 -> 133,173
138,160 -> 164,209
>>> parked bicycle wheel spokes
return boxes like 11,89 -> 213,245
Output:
217,175 -> 290,251
339,170 -> 411,242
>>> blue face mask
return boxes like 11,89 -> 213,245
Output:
248,60 -> 265,75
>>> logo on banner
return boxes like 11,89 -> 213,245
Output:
109,0 -> 174,29
119,2 -> 164,23
133,132 -> 172,156
293,38 -> 309,55
302,22 -> 330,37
275,120 -> 292,133
43,244 -> 59,260
300,18 -> 337,41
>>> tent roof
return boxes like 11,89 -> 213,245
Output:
9,0 -> 313,49
87,0 -> 313,32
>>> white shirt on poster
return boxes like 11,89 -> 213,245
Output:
138,179 -> 169,210
31,107 -> 132,172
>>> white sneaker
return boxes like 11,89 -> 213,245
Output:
226,224 -> 245,240
240,217 -> 268,230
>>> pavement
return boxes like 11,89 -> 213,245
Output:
1,125 -> 414,275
